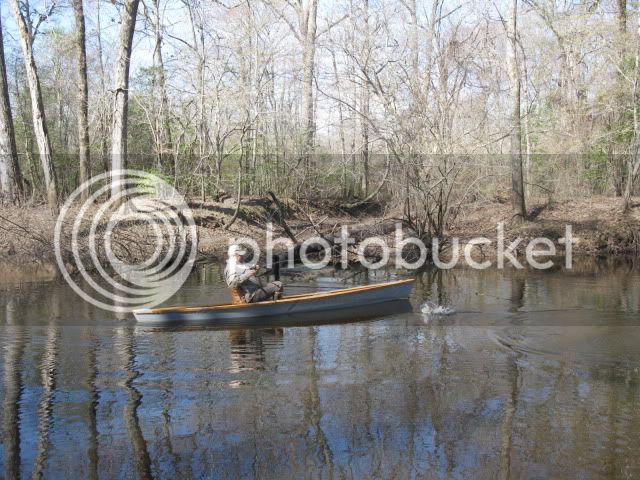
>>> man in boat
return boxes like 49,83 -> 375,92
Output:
225,244 -> 283,303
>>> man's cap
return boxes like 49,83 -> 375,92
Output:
228,244 -> 248,256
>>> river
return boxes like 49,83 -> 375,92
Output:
0,259 -> 638,478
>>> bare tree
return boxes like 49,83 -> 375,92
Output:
96,0 -> 110,175
623,9 -> 640,212
145,0 -> 172,170
301,0 -> 318,156
266,0 -> 318,155
111,0 -> 141,198
0,7 -> 23,202
73,0 -> 90,199
8,0 -> 58,210
360,0 -> 370,196
0,0 -> 636,221
180,0 -> 209,200
506,0 -> 526,219
613,0 -> 629,196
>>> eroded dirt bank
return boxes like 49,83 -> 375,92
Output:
0,195 -> 638,282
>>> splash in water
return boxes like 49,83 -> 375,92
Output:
420,300 -> 456,316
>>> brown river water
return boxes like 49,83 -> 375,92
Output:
0,259 -> 638,478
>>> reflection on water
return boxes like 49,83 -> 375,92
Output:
31,323 -> 58,480
229,329 -> 283,374
3,328 -> 24,479
0,259 -> 638,478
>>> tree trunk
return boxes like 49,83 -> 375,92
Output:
361,0 -> 370,197
73,0 -> 91,199
408,0 -> 419,98
361,84 -> 370,197
8,0 -> 58,211
223,161 -> 242,230
0,8 -> 22,202
13,58 -> 36,199
613,0 -> 628,197
301,0 -> 318,157
110,0 -> 140,199
617,0 -> 627,50
96,0 -> 110,177
624,156 -> 640,211
330,51 -> 348,196
506,0 -> 526,219
623,10 -> 640,212
184,0 -> 207,199
151,0 -> 172,171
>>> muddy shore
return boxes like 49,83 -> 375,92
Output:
0,195 -> 638,282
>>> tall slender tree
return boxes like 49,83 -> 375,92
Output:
360,0 -> 370,196
96,0 -> 110,176
301,0 -> 318,157
506,0 -> 526,219
150,0 -> 172,170
623,8 -> 640,212
73,0 -> 91,199
8,0 -> 58,210
0,7 -> 22,202
266,0 -> 318,158
111,0 -> 141,198
613,0 -> 628,196
182,0 -> 207,200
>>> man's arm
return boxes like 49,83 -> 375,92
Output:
225,264 -> 256,288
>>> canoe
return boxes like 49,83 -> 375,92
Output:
133,278 -> 415,325
135,301 -> 414,331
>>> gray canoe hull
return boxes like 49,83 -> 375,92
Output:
133,279 -> 415,325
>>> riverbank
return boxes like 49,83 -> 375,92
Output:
0,195 -> 638,281
451,196 -> 640,256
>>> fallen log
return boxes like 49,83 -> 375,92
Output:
266,191 -> 297,243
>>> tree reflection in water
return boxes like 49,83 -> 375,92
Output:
118,327 -> 153,480
85,330 -> 99,480
3,322 -> 24,480
31,323 -> 58,480
228,329 -> 281,375
0,261 -> 638,477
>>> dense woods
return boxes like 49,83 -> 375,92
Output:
0,0 -> 638,237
